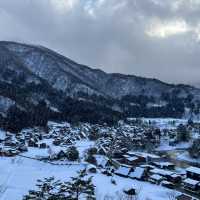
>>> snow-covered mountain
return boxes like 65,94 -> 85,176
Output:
0,41 -> 200,118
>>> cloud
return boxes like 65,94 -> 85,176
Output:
146,18 -> 190,38
0,0 -> 200,85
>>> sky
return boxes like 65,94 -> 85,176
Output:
0,0 -> 200,85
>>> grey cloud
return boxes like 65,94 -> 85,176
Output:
0,0 -> 200,85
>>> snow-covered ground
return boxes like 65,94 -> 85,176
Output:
0,156 -> 177,200
177,152 -> 200,164
0,134 -> 178,200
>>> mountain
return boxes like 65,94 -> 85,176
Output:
0,41 -> 200,131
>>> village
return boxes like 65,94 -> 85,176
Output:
0,118 -> 200,200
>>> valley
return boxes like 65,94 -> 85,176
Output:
0,42 -> 200,199
0,118 -> 200,199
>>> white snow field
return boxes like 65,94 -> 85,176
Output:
0,156 -> 177,200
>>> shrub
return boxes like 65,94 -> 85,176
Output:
66,146 -> 79,161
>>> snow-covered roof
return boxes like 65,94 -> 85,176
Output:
183,178 -> 200,186
124,156 -> 138,162
161,180 -> 172,185
171,174 -> 181,178
127,151 -> 160,159
140,164 -> 155,169
150,168 -> 174,176
186,166 -> 200,175
150,174 -> 163,181
153,162 -> 175,167
129,167 -> 145,179
115,166 -> 130,176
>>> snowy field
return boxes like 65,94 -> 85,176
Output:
0,156 -> 177,200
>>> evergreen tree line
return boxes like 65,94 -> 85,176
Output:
0,100 -> 50,133
1,90 -> 199,133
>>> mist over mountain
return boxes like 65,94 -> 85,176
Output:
0,41 -> 200,132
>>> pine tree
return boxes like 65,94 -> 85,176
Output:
65,169 -> 95,200
23,177 -> 66,200
85,154 -> 97,165
6,105 -> 29,133
66,146 -> 79,161
23,170 -> 96,200
176,124 -> 190,142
